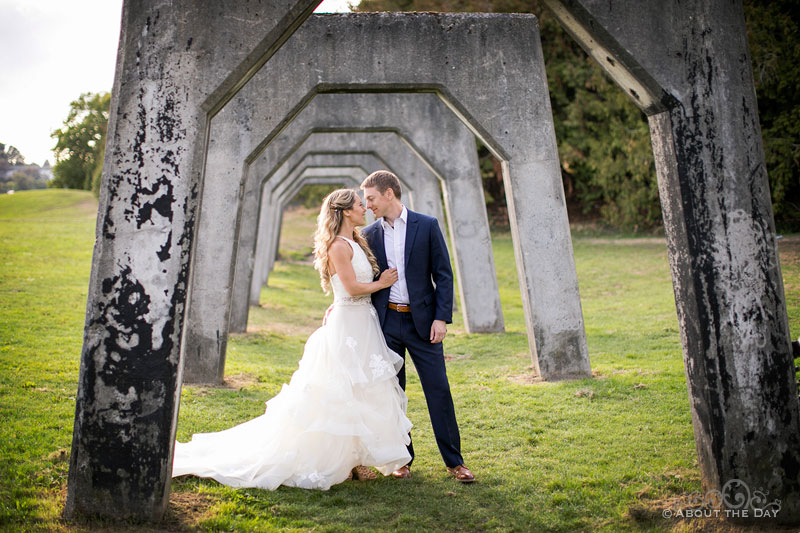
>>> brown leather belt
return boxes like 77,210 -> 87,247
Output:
388,302 -> 411,312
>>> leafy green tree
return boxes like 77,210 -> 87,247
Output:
50,92 -> 110,192
5,171 -> 47,191
292,184 -> 342,208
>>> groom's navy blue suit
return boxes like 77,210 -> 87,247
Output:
363,209 -> 464,468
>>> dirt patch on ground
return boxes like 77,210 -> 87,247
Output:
54,483 -> 214,532
507,365 -> 545,385
184,372 -> 259,395
223,372 -> 258,389
628,495 -> 792,532
164,490 -> 217,530
75,197 -> 99,217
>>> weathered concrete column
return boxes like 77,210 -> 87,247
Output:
186,14 -> 588,384
65,0 -> 318,521
546,0 -> 800,522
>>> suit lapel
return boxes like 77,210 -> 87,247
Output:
404,210 -> 419,268
373,223 -> 388,270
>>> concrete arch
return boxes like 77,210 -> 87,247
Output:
192,92 -> 511,382
188,15 -> 588,386
73,5 -> 799,522
230,131 -> 492,336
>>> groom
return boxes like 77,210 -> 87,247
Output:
361,170 -> 475,483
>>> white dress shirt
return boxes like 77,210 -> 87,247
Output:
381,205 -> 410,304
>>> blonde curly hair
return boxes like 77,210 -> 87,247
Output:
313,189 -> 380,293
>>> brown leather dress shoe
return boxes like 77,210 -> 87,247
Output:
447,464 -> 475,483
391,465 -> 411,479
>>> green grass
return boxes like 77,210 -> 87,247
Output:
2,190 -> 799,531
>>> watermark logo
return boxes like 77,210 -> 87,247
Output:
662,479 -> 781,520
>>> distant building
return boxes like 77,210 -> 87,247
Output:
40,160 -> 54,181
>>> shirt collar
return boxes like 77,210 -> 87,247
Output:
381,205 -> 407,230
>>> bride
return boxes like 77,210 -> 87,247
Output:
172,189 -> 412,490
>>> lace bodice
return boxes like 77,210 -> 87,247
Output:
331,237 -> 373,305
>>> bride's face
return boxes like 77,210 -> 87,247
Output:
344,195 -> 366,224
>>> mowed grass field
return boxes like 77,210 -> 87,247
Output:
2,189 -> 799,532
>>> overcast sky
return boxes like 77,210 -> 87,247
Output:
0,0 -> 354,167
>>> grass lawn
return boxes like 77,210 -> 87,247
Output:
2,190 -> 799,532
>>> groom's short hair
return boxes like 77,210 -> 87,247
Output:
361,170 -> 402,200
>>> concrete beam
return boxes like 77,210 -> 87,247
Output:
65,0 -> 319,521
545,0 -> 800,522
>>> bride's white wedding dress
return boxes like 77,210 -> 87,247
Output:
172,236 -> 412,490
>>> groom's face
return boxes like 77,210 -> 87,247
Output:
363,186 -> 392,219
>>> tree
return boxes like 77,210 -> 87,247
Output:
0,143 -> 26,170
5,171 -> 47,191
50,92 -> 111,192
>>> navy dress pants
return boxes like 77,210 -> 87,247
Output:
383,307 -> 463,468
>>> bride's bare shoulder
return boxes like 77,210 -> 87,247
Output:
328,237 -> 353,258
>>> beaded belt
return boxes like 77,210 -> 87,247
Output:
335,295 -> 371,305
388,302 -> 411,312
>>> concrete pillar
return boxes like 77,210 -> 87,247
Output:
65,0 -> 318,521
545,0 -> 800,522
186,14 -> 587,384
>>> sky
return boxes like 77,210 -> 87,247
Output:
0,0 -> 355,167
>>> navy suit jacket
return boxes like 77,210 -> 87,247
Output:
363,209 -> 453,340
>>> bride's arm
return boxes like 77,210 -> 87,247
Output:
328,239 -> 398,296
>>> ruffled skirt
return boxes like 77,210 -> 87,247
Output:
172,302 -> 411,490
